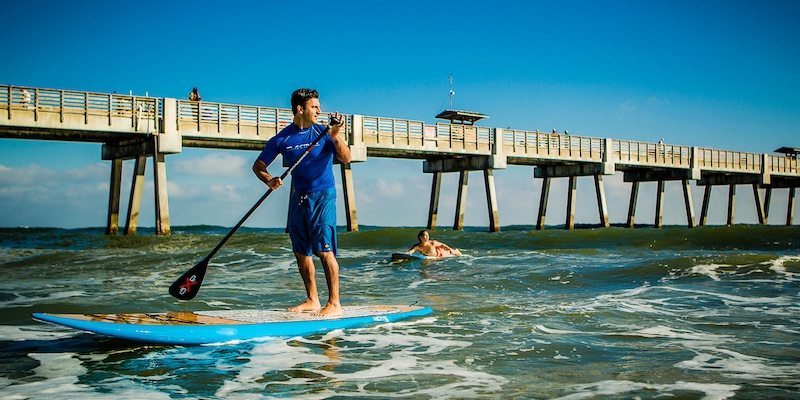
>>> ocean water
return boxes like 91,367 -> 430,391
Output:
0,225 -> 798,399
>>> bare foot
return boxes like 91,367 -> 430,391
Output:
315,302 -> 342,317
288,299 -> 321,313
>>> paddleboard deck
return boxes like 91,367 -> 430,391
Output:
32,305 -> 432,345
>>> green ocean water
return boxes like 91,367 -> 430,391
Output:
0,225 -> 798,399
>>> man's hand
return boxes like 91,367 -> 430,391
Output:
329,112 -> 344,138
327,112 -> 351,163
267,177 -> 282,190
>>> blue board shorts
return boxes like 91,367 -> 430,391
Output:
288,187 -> 337,256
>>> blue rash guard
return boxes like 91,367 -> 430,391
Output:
256,123 -> 336,193
256,123 -> 338,255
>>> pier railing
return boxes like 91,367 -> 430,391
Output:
696,147 -> 761,174
175,99 -> 353,144
504,129 -> 604,161
2,84 -> 798,180
613,140 -> 692,168
359,115 -> 492,154
1,85 -> 158,135
768,154 -> 799,176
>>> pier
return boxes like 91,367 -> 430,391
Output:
1,84 -> 798,234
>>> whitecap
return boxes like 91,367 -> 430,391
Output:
760,255 -> 800,281
408,278 -> 436,289
552,379 -> 740,400
0,324 -> 77,341
688,263 -> 729,281
0,290 -> 87,308
675,343 -> 800,380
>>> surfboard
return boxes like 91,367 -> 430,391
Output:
391,252 -> 429,261
32,305 -> 432,345
391,252 -> 461,261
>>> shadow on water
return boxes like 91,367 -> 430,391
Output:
0,333 -> 154,379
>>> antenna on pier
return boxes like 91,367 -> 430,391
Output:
448,73 -> 456,109
435,74 -> 488,126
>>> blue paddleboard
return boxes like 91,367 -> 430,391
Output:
32,305 -> 432,345
391,252 -> 428,261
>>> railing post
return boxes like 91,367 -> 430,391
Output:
159,98 -> 182,154
84,92 -> 89,124
351,114 -> 363,146
107,94 -> 112,126
34,88 -> 39,121
602,138 -> 615,174
690,147 -> 700,180
60,90 -> 64,123
761,153 -> 771,185
256,107 -> 261,136
6,86 -> 11,119
196,102 -> 201,132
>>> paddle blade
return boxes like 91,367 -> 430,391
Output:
169,258 -> 209,301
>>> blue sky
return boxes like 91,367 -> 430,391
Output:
1,0 -> 798,229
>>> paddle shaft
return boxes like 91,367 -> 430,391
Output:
205,124 -> 332,260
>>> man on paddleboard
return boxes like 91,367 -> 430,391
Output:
252,88 -> 350,316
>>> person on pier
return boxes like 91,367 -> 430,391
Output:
188,87 -> 201,101
407,229 -> 462,258
252,88 -> 350,317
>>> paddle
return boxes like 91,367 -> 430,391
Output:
169,116 -> 340,301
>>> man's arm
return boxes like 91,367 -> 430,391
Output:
252,159 -> 282,190
434,240 -> 455,252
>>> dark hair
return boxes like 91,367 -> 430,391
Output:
417,229 -> 429,240
291,88 -> 319,115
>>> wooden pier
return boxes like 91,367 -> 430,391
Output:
1,84 -> 798,234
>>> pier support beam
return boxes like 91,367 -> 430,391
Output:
624,169 -> 699,228
727,184 -> 736,226
424,156 -> 504,232
105,158 -> 123,235
753,184 -> 766,225
654,180 -> 665,228
125,154 -> 147,235
534,164 -> 612,230
627,181 -> 639,228
427,172 -> 442,230
565,176 -> 577,230
594,175 -> 610,228
700,185 -> 712,226
453,171 -> 469,231
340,163 -> 358,231
761,176 -> 800,225
764,187 -> 772,224
102,131 -> 174,236
484,169 -> 500,232
153,137 -> 170,235
682,180 -> 696,228
536,177 -> 551,230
